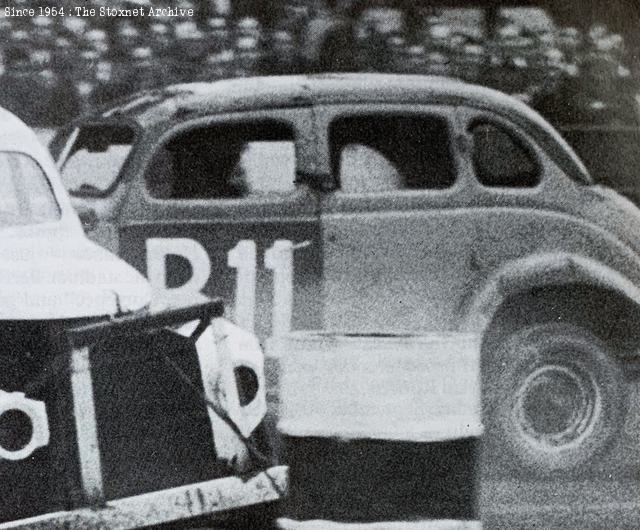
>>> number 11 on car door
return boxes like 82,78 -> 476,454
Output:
147,238 -> 298,336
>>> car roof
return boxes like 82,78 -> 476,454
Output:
89,73 -> 590,183
0,106 -> 68,181
98,74 -> 537,123
0,107 -> 43,155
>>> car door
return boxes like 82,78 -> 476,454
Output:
315,103 -> 478,334
118,107 -> 322,340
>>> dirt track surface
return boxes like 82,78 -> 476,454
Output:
482,478 -> 640,529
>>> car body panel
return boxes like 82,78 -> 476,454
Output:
0,237 -> 151,320
0,107 -> 151,319
120,219 -> 323,338
311,98 -> 640,336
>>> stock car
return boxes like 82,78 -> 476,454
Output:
51,73 -> 640,504
0,107 -> 275,527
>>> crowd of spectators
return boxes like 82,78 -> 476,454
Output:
0,0 -> 637,127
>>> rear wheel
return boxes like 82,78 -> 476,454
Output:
483,323 -> 625,476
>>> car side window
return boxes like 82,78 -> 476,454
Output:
60,125 -> 134,196
329,115 -> 455,192
146,121 -> 296,200
0,152 -> 60,226
471,122 -> 539,188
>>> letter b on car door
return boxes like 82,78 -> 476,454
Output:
118,109 -> 322,340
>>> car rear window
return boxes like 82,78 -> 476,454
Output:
59,125 -> 134,196
471,122 -> 540,187
146,121 -> 296,200
329,114 -> 455,192
0,152 -> 60,227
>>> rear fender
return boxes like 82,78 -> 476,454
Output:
461,252 -> 640,335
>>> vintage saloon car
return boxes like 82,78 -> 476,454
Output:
51,74 -> 640,487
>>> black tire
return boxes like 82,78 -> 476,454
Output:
482,323 -> 625,476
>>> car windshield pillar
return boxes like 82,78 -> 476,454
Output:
0,151 -> 61,227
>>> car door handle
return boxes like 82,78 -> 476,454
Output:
78,207 -> 99,233
292,240 -> 311,250
469,248 -> 481,272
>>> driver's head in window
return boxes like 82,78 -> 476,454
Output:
330,115 -> 455,192
146,121 -> 296,200
340,143 -> 402,193
172,140 -> 247,199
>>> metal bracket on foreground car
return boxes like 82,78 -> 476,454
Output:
0,299 -> 286,530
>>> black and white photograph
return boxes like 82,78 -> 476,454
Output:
0,0 -> 639,528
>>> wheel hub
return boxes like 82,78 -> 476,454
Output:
515,363 -> 598,449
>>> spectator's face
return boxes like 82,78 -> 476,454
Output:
96,61 -> 113,82
116,24 -> 140,50
273,31 -> 294,55
63,17 -> 87,37
589,24 -> 608,43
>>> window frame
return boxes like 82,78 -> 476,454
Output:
57,119 -> 141,199
142,116 -> 301,203
325,108 -> 463,196
0,150 -> 62,225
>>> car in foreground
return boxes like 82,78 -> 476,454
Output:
0,107 -> 275,527
51,74 -> 640,493
0,107 -> 151,318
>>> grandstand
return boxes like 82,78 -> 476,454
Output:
0,0 -> 637,129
